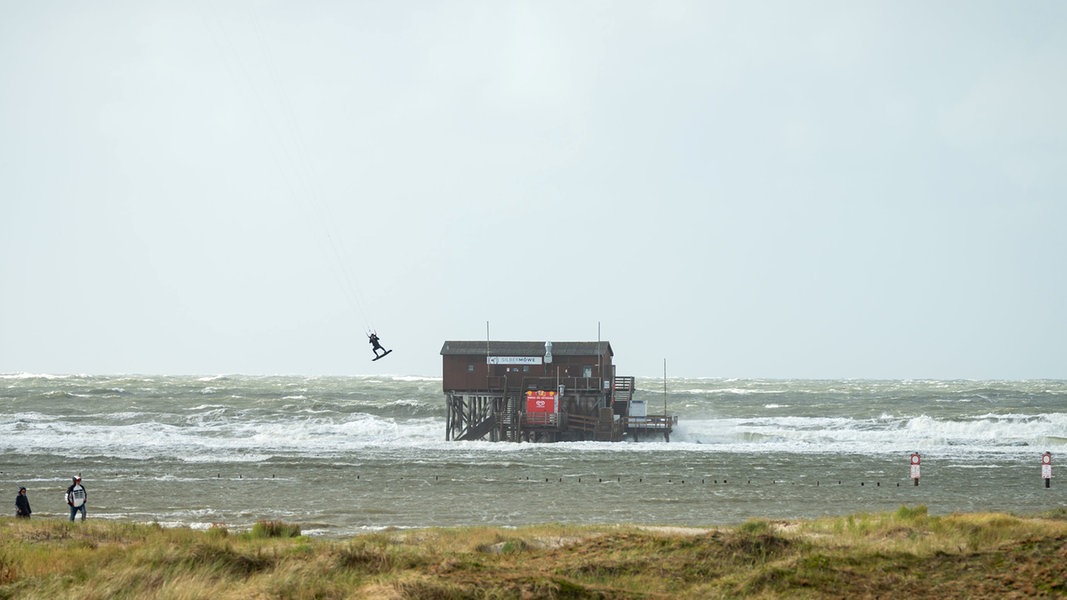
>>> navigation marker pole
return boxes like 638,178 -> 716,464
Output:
1042,452 -> 1052,488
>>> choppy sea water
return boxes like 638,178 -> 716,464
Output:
2,375 -> 1064,537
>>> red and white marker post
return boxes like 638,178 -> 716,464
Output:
1042,452 -> 1052,488
910,452 -> 921,486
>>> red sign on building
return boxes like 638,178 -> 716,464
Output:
526,390 -> 557,413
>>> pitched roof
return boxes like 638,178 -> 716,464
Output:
440,341 -> 613,357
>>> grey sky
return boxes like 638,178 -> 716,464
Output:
2,2 -> 1065,379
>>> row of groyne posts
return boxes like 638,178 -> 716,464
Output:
212,452 -> 1055,487
909,452 -> 1054,488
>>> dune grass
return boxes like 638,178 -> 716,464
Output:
2,508 -> 1066,599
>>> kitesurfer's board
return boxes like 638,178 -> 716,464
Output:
372,349 -> 393,361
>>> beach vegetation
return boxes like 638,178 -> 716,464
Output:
2,508 -> 1066,598
249,519 -> 303,539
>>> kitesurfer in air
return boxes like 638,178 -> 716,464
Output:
368,332 -> 389,358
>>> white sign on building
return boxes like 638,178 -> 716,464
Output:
487,356 -> 543,365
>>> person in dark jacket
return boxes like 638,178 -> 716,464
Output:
66,476 -> 87,521
368,332 -> 389,358
15,486 -> 31,518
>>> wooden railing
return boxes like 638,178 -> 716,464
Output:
621,415 -> 678,430
568,413 -> 597,432
523,412 -> 559,427
478,376 -> 606,393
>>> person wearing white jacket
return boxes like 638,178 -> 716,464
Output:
65,476 -> 87,522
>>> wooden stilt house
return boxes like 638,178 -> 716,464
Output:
441,340 -> 676,442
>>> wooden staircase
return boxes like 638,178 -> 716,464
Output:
613,376 -> 634,407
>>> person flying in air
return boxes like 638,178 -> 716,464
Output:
368,332 -> 389,358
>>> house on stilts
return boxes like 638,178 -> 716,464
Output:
441,340 -> 677,442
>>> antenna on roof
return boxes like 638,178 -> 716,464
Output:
598,321 -> 603,391
663,358 -> 668,416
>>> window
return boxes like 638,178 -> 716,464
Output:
467,364 -> 475,373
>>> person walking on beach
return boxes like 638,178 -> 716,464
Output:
15,486 -> 31,518
66,476 -> 87,521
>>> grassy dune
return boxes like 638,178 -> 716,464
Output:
2,506 -> 1066,599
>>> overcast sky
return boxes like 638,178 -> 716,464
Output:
2,2 -> 1065,379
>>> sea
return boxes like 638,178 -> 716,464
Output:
2,375 -> 1065,538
